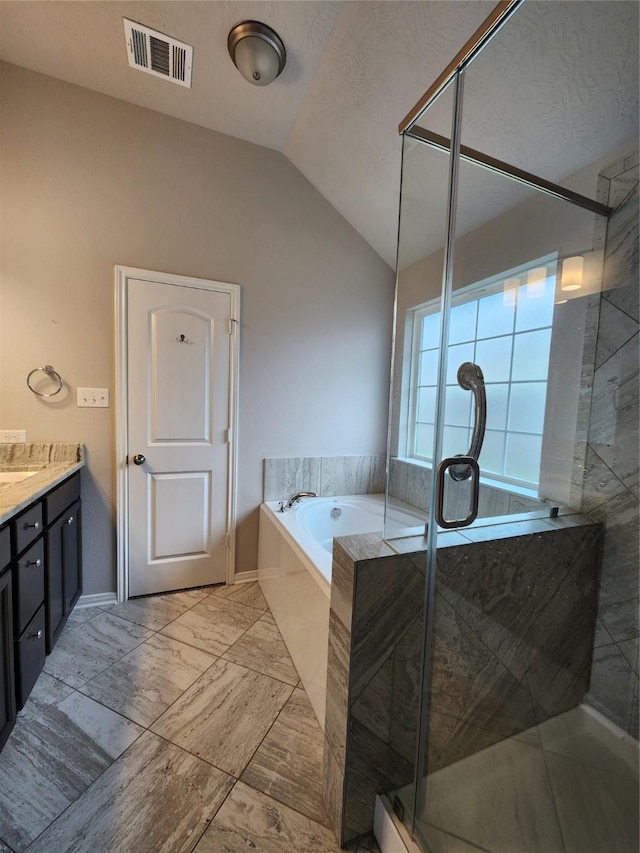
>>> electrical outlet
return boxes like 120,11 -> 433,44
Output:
77,388 -> 110,408
0,430 -> 27,443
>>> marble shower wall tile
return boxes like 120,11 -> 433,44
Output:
324,520 -> 603,843
263,455 -> 386,501
582,162 -> 639,737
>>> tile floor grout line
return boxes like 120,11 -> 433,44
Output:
188,779 -> 238,853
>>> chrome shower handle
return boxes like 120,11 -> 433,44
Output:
449,362 -> 486,482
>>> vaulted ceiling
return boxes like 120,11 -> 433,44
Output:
1,1 -> 637,268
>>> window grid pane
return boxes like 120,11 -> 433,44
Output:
411,272 -> 554,486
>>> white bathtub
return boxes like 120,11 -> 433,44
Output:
257,494 -> 426,727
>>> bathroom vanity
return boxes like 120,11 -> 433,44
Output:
0,444 -> 84,750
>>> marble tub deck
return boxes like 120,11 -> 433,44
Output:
0,583 -> 379,853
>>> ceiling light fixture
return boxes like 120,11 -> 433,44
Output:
228,21 -> 286,86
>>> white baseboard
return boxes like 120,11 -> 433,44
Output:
233,570 -> 258,584
76,592 -> 118,609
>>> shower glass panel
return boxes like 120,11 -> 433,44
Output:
384,2 -> 639,851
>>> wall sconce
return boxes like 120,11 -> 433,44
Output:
503,276 -> 519,307
228,21 -> 286,86
560,256 -> 584,291
526,267 -> 547,299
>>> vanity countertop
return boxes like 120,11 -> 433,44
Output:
0,443 -> 85,526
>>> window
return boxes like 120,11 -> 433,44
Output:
407,261 -> 556,488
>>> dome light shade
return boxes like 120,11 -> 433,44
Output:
228,21 -> 286,86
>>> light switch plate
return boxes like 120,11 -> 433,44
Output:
0,430 -> 27,443
77,388 -> 110,408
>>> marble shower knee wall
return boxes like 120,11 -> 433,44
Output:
583,152 -> 639,737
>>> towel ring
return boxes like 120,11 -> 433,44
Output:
26,365 -> 64,397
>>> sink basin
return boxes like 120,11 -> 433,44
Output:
0,471 -> 39,484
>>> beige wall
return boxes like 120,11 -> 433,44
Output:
0,62 -> 395,595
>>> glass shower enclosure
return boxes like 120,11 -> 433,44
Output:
383,1 -> 639,850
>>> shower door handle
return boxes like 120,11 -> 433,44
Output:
448,362 -> 486,482
435,455 -> 480,529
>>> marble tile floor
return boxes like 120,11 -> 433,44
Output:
0,583 -> 379,853
410,704 -> 639,853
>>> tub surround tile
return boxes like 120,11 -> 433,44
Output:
320,456 -> 385,498
593,618 -> 614,648
264,457 -> 322,502
44,610 -> 154,688
223,613 -> 299,685
0,693 -> 143,851
27,731 -> 234,853
241,688 -> 328,826
209,580 -> 268,611
599,596 -> 639,643
160,595 -> 263,656
264,455 -> 386,503
80,632 -> 217,727
151,658 -> 293,777
195,781 -> 341,853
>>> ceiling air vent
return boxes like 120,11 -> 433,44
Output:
123,19 -> 193,88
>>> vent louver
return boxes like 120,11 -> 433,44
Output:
123,19 -> 193,88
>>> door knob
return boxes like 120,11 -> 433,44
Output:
132,454 -> 146,465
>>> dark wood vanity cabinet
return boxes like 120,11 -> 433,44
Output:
45,475 -> 82,652
8,471 -> 82,711
12,502 -> 46,709
0,527 -> 15,750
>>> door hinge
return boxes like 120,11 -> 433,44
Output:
228,318 -> 238,335
224,428 -> 232,444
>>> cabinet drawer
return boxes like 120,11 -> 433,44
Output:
0,528 -> 9,574
14,503 -> 43,556
16,604 -> 45,710
45,473 -> 81,525
15,539 -> 45,635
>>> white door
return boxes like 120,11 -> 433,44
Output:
124,274 -> 238,597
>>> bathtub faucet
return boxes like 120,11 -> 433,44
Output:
285,491 -> 317,510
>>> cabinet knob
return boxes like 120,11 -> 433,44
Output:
25,521 -> 40,530
67,516 -> 74,525
26,558 -> 42,568
30,629 -> 43,640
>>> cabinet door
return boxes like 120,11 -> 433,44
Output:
63,500 -> 82,614
16,604 -> 45,711
0,571 -> 15,749
45,516 -> 65,654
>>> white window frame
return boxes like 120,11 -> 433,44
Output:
404,255 -> 557,489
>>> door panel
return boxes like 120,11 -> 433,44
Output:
150,472 -> 211,559
128,278 -> 231,596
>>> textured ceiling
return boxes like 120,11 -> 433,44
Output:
0,1 -> 637,269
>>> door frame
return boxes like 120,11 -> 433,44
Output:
115,266 -> 241,603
